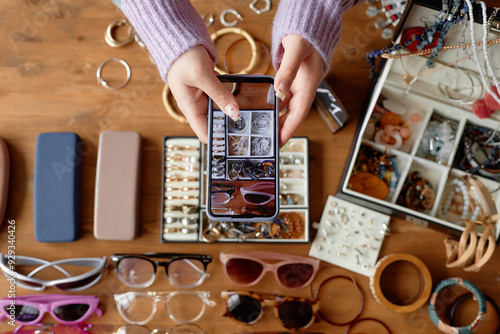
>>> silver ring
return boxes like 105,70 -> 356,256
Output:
220,9 -> 243,27
96,58 -> 131,90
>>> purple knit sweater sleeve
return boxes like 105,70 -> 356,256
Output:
121,0 -> 217,81
272,0 -> 359,75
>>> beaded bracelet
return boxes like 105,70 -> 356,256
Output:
428,278 -> 486,334
439,177 -> 480,222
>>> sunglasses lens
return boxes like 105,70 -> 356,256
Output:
118,258 -> 155,287
277,263 -> 315,288
16,279 -> 44,289
243,193 -> 272,205
225,258 -> 263,285
168,259 -> 206,287
278,300 -> 313,329
53,304 -> 90,322
54,272 -> 101,291
5,304 -> 40,323
227,294 -> 262,324
211,192 -> 231,204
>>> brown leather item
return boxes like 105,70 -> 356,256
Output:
94,131 -> 141,240
0,138 -> 9,226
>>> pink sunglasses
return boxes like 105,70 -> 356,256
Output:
240,181 -> 275,205
0,294 -> 102,325
220,251 -> 320,289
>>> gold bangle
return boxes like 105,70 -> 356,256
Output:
210,27 -> 258,75
105,18 -> 135,48
162,84 -> 189,124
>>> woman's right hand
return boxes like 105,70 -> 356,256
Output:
167,45 -> 240,143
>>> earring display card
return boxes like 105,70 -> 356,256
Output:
338,1 -> 500,240
161,137 -> 309,243
309,196 -> 390,276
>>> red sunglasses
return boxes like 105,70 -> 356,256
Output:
220,251 -> 320,289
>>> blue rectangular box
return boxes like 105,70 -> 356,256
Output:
34,132 -> 82,242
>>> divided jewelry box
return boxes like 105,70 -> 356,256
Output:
338,0 -> 500,241
161,136 -> 310,243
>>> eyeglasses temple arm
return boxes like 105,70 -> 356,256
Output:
180,259 -> 206,275
240,251 -> 319,263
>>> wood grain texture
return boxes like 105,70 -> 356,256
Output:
0,1 -> 499,333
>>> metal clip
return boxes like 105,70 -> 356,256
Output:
220,9 -> 243,27
250,0 -> 271,15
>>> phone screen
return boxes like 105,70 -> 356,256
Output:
206,75 -> 279,221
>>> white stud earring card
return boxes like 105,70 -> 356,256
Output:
309,195 -> 391,276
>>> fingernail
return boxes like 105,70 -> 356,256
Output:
225,104 -> 241,121
276,84 -> 286,101
280,106 -> 288,115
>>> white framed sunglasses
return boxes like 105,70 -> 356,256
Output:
0,253 -> 107,291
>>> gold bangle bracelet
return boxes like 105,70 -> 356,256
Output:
210,27 -> 258,75
105,18 -> 135,48
162,84 -> 189,124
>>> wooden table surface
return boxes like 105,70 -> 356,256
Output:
1,1 -> 499,333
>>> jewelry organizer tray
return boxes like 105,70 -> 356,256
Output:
338,0 -> 500,241
161,137 -> 310,243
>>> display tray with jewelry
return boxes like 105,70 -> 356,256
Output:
338,0 -> 500,241
162,137 -> 310,243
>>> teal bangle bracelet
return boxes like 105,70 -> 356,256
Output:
428,278 -> 486,334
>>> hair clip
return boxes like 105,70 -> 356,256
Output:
166,145 -> 198,152
164,217 -> 197,226
163,227 -> 197,234
164,204 -> 198,215
165,186 -> 198,192
166,154 -> 198,164
165,195 -> 198,201
166,164 -> 199,172
165,174 -> 198,183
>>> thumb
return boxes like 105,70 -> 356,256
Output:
274,35 -> 310,101
198,73 -> 241,121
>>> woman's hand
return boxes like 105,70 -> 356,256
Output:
167,45 -> 240,143
274,34 -> 325,145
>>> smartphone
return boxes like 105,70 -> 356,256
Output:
206,75 -> 279,221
